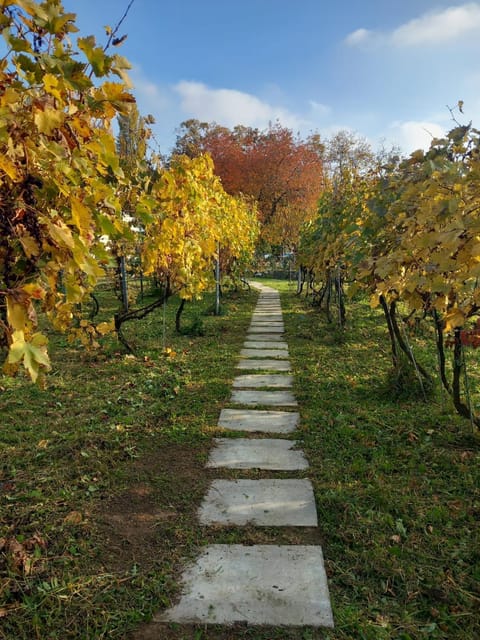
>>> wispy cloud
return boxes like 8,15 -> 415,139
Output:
130,65 -> 171,113
344,28 -> 373,46
174,81 -> 304,130
308,100 -> 332,118
345,2 -> 480,47
389,120 -> 446,153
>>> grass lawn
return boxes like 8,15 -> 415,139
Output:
1,279 -> 479,639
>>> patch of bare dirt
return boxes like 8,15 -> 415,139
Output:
94,443 -> 209,574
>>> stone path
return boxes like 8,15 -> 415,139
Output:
160,283 -> 334,628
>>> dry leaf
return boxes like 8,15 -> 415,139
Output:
63,511 -> 83,525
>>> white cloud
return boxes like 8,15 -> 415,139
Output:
174,81 -> 303,130
389,120 -> 446,153
344,28 -> 373,46
130,66 -> 171,112
308,100 -> 332,117
345,2 -> 480,47
393,3 -> 480,46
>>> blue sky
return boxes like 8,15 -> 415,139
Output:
63,1 -> 479,156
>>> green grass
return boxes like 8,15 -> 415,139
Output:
277,282 -> 480,640
0,286 -> 257,639
1,279 -> 479,639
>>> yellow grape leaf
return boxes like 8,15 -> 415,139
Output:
42,74 -> 62,101
34,107 -> 65,135
16,0 -> 48,19
19,234 -> 41,258
22,283 -> 45,300
0,86 -> 20,107
78,36 -> 108,76
71,197 -> 92,234
48,221 -> 75,248
96,320 -> 114,335
70,116 -> 92,138
65,282 -> 83,303
6,296 -> 28,331
0,156 -> 19,181
8,331 -> 51,382
444,308 -> 466,332
99,82 -> 135,104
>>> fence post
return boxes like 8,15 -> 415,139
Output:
215,242 -> 221,316
120,255 -> 129,312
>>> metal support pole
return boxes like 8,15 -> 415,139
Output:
120,255 -> 129,312
215,242 -> 221,316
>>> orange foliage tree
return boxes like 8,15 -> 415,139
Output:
173,120 -> 324,250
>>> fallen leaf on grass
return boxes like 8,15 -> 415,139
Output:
63,511 -> 83,525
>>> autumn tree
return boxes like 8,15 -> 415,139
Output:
173,120 -> 324,251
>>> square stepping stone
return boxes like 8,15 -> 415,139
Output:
251,315 -> 283,321
237,359 -> 291,371
250,321 -> 284,327
247,326 -> 284,335
244,333 -> 285,341
206,438 -> 309,470
218,409 -> 299,433
240,348 -> 289,359
244,341 -> 288,350
198,479 -> 318,526
159,544 -> 334,627
254,306 -> 281,310
232,374 -> 293,388
230,389 -> 297,407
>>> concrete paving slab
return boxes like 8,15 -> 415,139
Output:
237,359 -> 291,371
248,326 -> 284,334
254,305 -> 281,309
244,341 -> 288,349
230,389 -> 297,407
249,321 -> 284,327
251,314 -> 283,321
198,479 -> 318,526
207,438 -> 308,470
244,333 -> 285,341
159,544 -> 334,627
240,348 -> 289,359
218,408 -> 299,433
232,374 -> 293,388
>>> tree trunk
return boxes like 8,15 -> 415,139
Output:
114,279 -> 171,352
451,329 -> 479,426
389,301 -> 431,381
334,267 -> 346,327
379,295 -> 399,368
325,271 -> 333,323
175,298 -> 186,333
432,310 -> 451,393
